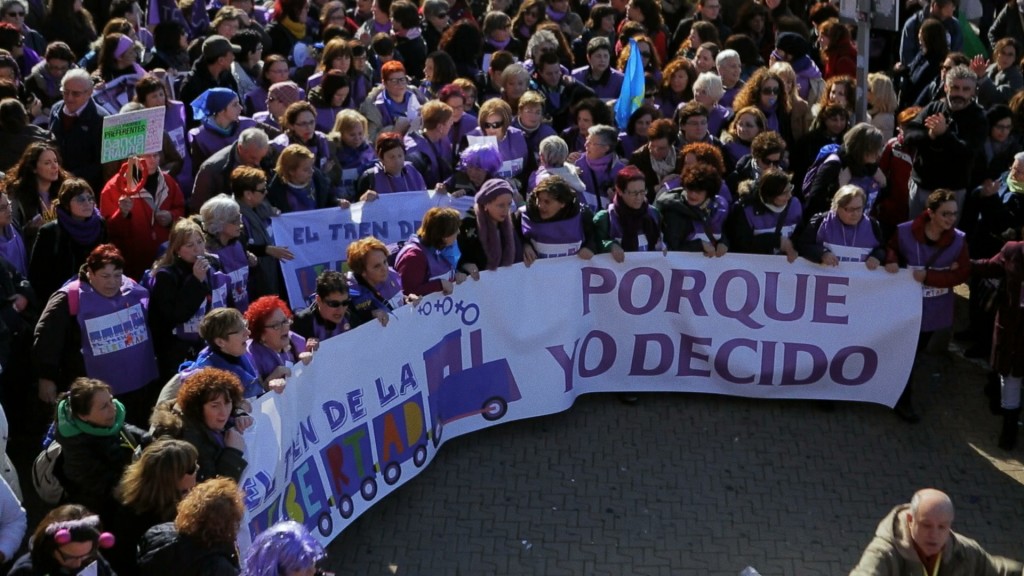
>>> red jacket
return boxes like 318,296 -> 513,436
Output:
823,42 -> 857,80
99,166 -> 185,281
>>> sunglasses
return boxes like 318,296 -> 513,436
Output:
435,11 -> 448,17
761,87 -> 780,95
483,121 -> 504,129
188,461 -> 200,475
4,10 -> 23,17
322,298 -> 351,308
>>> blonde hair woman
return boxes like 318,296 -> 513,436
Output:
770,61 -> 811,140
867,72 -> 897,140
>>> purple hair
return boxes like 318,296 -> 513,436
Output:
457,143 -> 502,176
241,521 -> 325,576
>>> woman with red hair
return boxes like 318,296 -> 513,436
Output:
244,296 -> 314,393
818,19 -> 857,80
360,60 -> 426,140
594,165 -> 663,262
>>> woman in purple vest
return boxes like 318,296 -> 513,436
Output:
884,189 -> 971,422
731,68 -> 794,148
465,98 -> 528,190
266,144 -> 337,214
575,124 -> 626,212
305,38 -> 352,92
656,163 -> 730,256
653,58 -> 696,119
721,106 -> 766,170
726,168 -> 801,260
803,122 -> 887,222
439,84 -> 477,169
308,70 -> 352,134
244,54 -> 290,116
617,104 -> 657,163
178,307 -> 262,400
252,80 -> 303,131
395,206 -> 465,296
798,184 -> 885,268
354,131 -> 428,201
270,101 -> 338,185
188,88 -> 259,170
517,175 -> 597,265
244,295 -> 313,390
457,179 -> 521,275
692,71 -> 732,138
594,166 -> 663,262
33,244 -> 159,424
134,75 -> 191,197
0,191 -> 26,276
571,37 -> 624,100
199,195 -> 253,313
405,100 -> 454,190
149,219 -> 233,384
328,109 -> 376,201
346,237 -> 416,327
28,178 -> 107,303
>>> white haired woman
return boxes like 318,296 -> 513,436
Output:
200,194 -> 255,312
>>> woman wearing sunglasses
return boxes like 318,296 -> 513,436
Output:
731,68 -> 794,148
292,270 -> 354,339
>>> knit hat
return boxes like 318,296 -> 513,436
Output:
201,34 -> 242,60
191,87 -> 238,121
267,81 -> 303,107
475,178 -> 514,206
775,32 -> 809,60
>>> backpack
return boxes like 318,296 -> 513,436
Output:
801,143 -> 842,200
32,439 -> 64,505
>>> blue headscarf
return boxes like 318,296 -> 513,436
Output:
191,88 -> 237,121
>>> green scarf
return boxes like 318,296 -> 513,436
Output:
282,16 -> 307,40
1008,175 -> 1024,195
56,398 -> 126,438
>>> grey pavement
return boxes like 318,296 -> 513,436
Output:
324,346 -> 1024,575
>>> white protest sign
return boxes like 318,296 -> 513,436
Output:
100,106 -> 165,164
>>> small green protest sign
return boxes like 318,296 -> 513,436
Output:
100,107 -> 165,164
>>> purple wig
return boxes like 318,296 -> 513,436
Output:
457,143 -> 502,177
241,521 -> 325,576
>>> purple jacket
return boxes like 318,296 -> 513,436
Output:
570,66 -> 625,99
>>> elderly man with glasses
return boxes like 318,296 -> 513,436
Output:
47,69 -> 108,193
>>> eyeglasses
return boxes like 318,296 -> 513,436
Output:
994,123 -> 1013,131
292,120 -> 316,128
322,298 -> 351,308
483,121 -> 504,129
386,76 -> 409,85
761,157 -> 782,166
72,194 -> 95,204
621,189 -> 646,198
252,186 -> 267,194
61,88 -> 89,97
434,11 -> 448,17
4,10 -> 24,17
56,544 -> 97,564
266,318 -> 293,330
761,87 -> 780,95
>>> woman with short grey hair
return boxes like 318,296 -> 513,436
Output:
200,194 -> 253,311
693,72 -> 731,137
530,135 -> 587,195
573,125 -> 625,210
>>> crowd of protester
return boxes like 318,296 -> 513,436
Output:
0,0 -> 1014,571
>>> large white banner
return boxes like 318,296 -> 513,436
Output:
269,192 -> 474,309
237,253 -> 922,549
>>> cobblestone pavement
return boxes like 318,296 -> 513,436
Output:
324,347 -> 1024,576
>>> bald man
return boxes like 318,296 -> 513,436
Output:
851,488 -> 1023,575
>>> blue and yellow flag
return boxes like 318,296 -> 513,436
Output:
614,38 -> 645,129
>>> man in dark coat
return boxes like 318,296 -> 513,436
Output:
178,35 -> 242,129
47,69 -> 109,193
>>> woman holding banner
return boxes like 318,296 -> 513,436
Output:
884,189 -> 971,423
798,184 -> 885,268
346,238 -> 417,327
395,206 -> 465,296
458,179 -> 521,274
244,295 -> 314,390
518,175 -> 598,265
328,109 -> 376,201
266,144 -> 336,214
594,165 -> 663,262
726,169 -> 801,260
444,143 -> 503,198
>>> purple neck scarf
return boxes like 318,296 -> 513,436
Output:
56,207 -> 103,246
546,5 -> 568,21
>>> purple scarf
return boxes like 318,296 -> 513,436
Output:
0,224 -> 26,275
611,194 -> 659,252
585,152 -> 614,172
488,36 -> 512,50
56,206 -> 103,246
546,5 -> 568,21
474,201 -> 516,270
